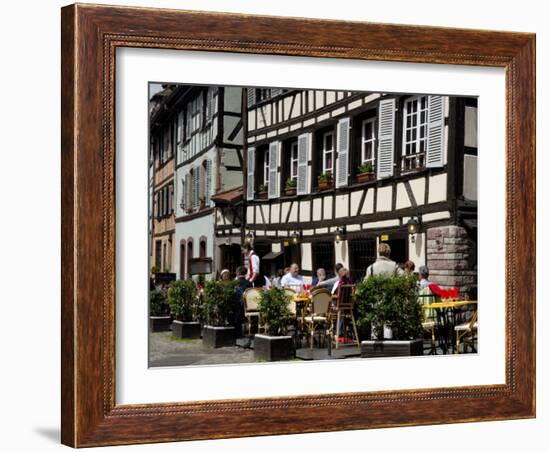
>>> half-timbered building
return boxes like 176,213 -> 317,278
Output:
149,86 -> 177,273
244,88 -> 478,294
171,86 -> 245,280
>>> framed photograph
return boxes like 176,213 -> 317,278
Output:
61,3 -> 535,447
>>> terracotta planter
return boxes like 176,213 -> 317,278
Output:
356,172 -> 375,184
318,179 -> 333,190
257,191 -> 268,199
361,339 -> 423,358
171,320 -> 201,339
149,316 -> 172,332
284,187 -> 297,196
254,334 -> 295,361
202,325 -> 236,348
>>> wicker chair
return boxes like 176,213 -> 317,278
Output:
418,287 -> 438,355
243,287 -> 263,336
303,289 -> 333,350
455,310 -> 478,353
332,284 -> 359,348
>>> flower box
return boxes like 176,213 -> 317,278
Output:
254,334 -> 295,361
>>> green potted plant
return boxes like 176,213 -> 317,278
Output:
149,288 -> 172,332
318,171 -> 333,190
355,274 -> 424,358
254,288 -> 295,361
356,161 -> 375,183
167,279 -> 201,339
284,178 -> 297,196
257,183 -> 268,199
202,279 -> 238,347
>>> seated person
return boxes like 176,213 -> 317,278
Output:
312,268 -> 326,286
233,266 -> 251,336
332,267 -> 352,295
280,263 -> 304,289
315,263 -> 343,292
418,265 -> 445,297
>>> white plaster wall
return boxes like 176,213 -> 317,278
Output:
174,212 -> 215,279
408,232 -> 426,268
335,194 -> 349,218
301,242 -> 312,271
334,240 -> 349,268
361,188 -> 375,215
428,173 -> 447,204
376,185 -> 393,212
323,196 -> 333,220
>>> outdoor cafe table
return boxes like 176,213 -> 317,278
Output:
422,300 -> 478,354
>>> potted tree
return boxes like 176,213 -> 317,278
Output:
254,287 -> 295,361
356,161 -> 375,184
284,178 -> 297,196
318,171 -> 333,190
168,279 -> 201,339
149,287 -> 172,332
257,183 -> 268,199
202,280 -> 238,347
355,274 -> 424,358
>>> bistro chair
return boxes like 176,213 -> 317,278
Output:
332,284 -> 360,349
418,287 -> 438,355
303,289 -> 333,351
243,287 -> 263,337
454,310 -> 478,353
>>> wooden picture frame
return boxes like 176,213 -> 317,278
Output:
61,3 -> 535,447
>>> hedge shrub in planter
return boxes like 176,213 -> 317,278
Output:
202,280 -> 238,347
168,279 -> 201,339
254,287 -> 295,361
355,274 -> 423,357
149,288 -> 172,332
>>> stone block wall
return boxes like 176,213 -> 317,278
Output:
426,225 -> 477,296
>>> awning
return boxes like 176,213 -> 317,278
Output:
262,251 -> 284,260
211,186 -> 244,205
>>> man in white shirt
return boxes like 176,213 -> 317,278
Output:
280,263 -> 304,289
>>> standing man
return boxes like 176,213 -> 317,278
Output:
242,242 -> 262,288
364,243 -> 403,279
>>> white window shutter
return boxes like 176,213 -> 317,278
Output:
247,88 -> 256,107
336,117 -> 351,188
205,159 -> 212,203
426,95 -> 445,168
377,98 -> 396,179
268,141 -> 280,199
297,133 -> 311,195
193,167 -> 200,210
271,88 -> 283,97
246,147 -> 255,200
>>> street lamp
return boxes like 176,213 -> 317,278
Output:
245,230 -> 255,244
290,230 -> 301,245
334,226 -> 346,244
407,217 -> 420,243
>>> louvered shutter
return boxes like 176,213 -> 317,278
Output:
268,141 -> 280,199
426,95 -> 445,168
377,98 -> 396,179
181,178 -> 186,210
336,117 -> 351,188
246,147 -> 255,200
192,168 -> 199,210
205,159 -> 212,203
271,88 -> 283,97
297,133 -> 311,195
247,88 -> 256,107
185,173 -> 191,211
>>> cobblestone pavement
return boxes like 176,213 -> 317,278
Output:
149,332 -> 255,367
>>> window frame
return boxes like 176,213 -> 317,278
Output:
361,116 -> 377,166
321,130 -> 334,175
401,94 -> 428,172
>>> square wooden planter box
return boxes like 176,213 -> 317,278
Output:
171,320 -> 201,339
149,316 -> 172,332
254,334 -> 295,361
361,339 -> 423,358
202,325 -> 236,348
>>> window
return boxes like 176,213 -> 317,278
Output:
402,95 -> 428,171
180,178 -> 186,210
256,88 -> 271,103
361,117 -> 376,165
322,131 -> 334,174
311,242 -> 335,277
348,238 -> 376,282
199,239 -> 207,259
